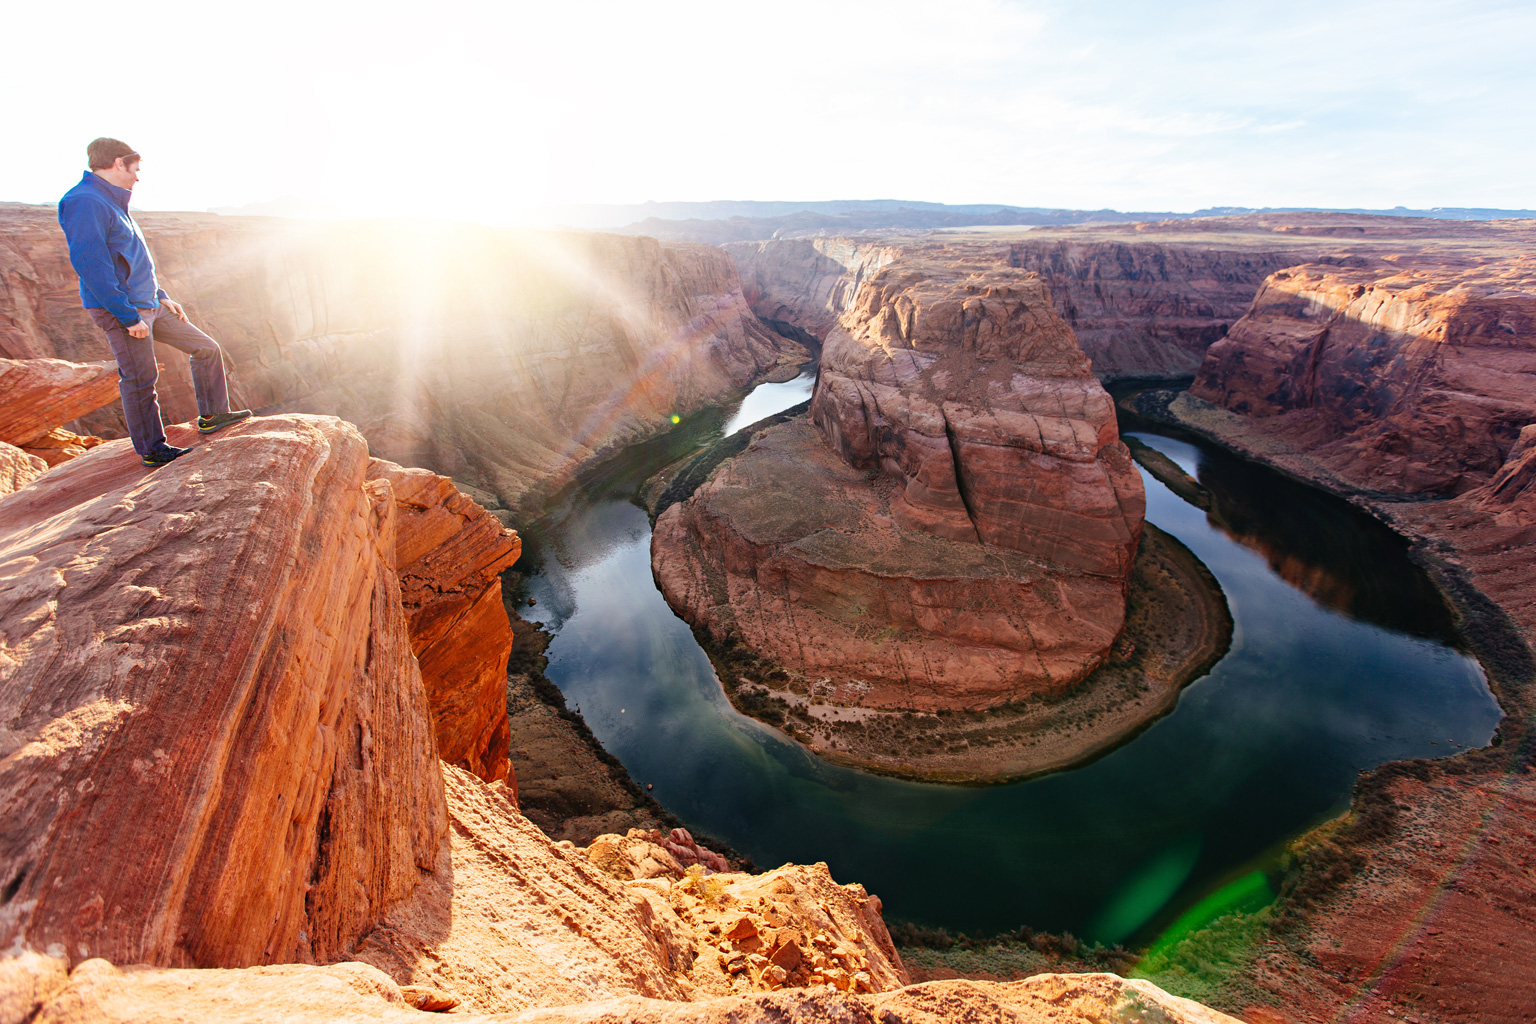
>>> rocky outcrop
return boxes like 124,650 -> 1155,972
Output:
0,205 -> 806,514
0,442 -> 47,496
0,415 -> 446,967
812,259 -> 1143,573
0,356 -> 118,449
7,960 -> 1241,1024
1189,259 -> 1536,496
655,251 -> 1143,710
366,460 -> 520,785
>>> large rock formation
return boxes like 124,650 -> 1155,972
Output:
1189,258 -> 1536,496
727,238 -> 900,340
1004,237 -> 1301,378
0,357 -> 118,449
655,251 -> 1144,710
0,415 -> 446,967
0,205 -> 807,514
367,460 -> 520,785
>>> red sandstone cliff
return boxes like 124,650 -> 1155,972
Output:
368,460 -> 522,786
1190,258 -> 1536,496
726,238 -> 901,340
1004,238 -> 1301,378
654,248 -> 1144,709
728,217 -> 1535,383
0,415 -> 447,967
0,205 -> 806,514
727,232 -> 1301,381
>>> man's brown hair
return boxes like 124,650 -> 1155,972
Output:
87,138 -> 140,171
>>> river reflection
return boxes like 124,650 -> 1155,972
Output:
1192,443 -> 1456,642
514,380 -> 1500,946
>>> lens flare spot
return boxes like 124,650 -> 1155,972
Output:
1087,832 -> 1203,944
670,414 -> 681,424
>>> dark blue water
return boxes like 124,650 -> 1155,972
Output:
517,379 -> 1500,946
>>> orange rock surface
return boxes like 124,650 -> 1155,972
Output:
366,460 -> 521,785
0,356 -> 118,448
655,250 -> 1143,708
7,960 -> 1240,1024
0,441 -> 46,496
0,415 -> 446,967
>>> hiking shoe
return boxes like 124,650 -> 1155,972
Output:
197,409 -> 254,434
141,442 -> 194,469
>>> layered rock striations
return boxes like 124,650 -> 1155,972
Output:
726,238 -> 901,341
367,460 -> 522,785
0,204 -> 807,514
727,229 -> 1307,380
0,357 -> 119,449
1004,237 -> 1300,379
0,415 -> 447,967
1189,258 -> 1536,496
812,261 -> 1143,573
655,252 -> 1144,710
728,215 -> 1536,383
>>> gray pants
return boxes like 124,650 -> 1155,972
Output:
89,305 -> 231,456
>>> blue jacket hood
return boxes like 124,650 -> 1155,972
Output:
58,171 -> 167,325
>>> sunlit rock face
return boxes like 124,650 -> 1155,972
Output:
1190,258 -> 1536,496
0,205 -> 806,514
0,415 -> 447,967
655,251 -> 1144,710
727,232 -> 1298,382
0,357 -> 119,449
367,459 -> 522,787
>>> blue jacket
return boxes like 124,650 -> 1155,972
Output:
57,171 -> 167,326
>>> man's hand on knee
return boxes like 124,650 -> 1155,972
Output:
162,298 -> 190,322
127,320 -> 149,339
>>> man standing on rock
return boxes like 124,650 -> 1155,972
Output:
58,138 -> 251,468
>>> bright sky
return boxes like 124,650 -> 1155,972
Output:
4,0 -> 1532,220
